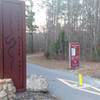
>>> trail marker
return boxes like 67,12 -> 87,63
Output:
79,73 -> 83,87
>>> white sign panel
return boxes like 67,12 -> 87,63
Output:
72,48 -> 76,56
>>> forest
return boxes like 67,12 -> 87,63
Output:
26,0 -> 100,61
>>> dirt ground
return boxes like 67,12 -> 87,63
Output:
27,53 -> 100,79
27,53 -> 69,70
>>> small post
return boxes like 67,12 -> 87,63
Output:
79,73 -> 83,87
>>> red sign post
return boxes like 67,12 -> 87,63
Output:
69,42 -> 80,69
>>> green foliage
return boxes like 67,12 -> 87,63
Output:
93,46 -> 100,61
47,31 -> 68,59
26,0 -> 38,32
97,47 -> 100,59
59,31 -> 66,55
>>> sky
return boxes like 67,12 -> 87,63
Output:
32,0 -> 46,26
35,9 -> 46,26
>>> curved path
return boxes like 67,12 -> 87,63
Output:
27,63 -> 100,100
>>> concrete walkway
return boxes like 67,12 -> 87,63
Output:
27,63 -> 100,100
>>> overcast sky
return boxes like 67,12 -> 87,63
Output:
32,0 -> 46,26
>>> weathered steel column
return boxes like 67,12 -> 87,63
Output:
0,0 -> 26,91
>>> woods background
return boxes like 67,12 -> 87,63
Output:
26,0 -> 100,62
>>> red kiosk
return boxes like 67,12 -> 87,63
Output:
69,42 -> 80,69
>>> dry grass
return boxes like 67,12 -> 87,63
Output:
27,53 -> 100,78
27,53 -> 69,70
77,62 -> 100,78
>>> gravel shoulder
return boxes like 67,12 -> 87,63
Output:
16,91 -> 58,100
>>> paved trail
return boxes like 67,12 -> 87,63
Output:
27,63 -> 100,100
